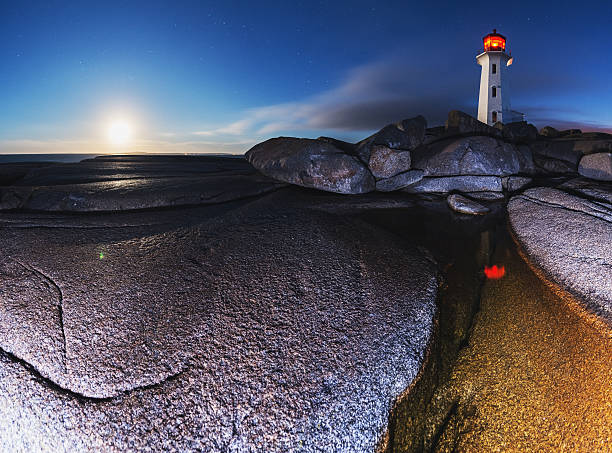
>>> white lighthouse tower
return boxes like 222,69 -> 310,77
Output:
476,30 -> 523,125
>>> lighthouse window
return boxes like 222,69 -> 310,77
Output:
492,64 -> 497,74
492,86 -> 497,97
492,111 -> 498,123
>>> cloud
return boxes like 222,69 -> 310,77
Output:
196,55 -> 476,142
194,118 -> 256,136
197,53 -> 610,142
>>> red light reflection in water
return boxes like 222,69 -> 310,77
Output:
484,265 -> 506,279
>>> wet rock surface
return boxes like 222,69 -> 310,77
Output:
0,179 -> 438,451
508,186 -> 612,327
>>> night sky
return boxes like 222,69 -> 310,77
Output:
1,0 -> 611,154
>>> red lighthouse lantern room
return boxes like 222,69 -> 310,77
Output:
483,29 -> 506,52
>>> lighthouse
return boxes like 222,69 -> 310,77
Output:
476,30 -> 523,125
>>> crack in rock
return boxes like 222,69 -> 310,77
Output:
516,193 -> 612,223
10,258 -> 68,373
0,345 -> 186,402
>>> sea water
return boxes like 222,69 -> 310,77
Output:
0,154 -> 101,164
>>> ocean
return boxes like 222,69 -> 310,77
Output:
0,153 -> 243,164
0,154 -> 101,164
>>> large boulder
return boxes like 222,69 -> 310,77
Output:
498,121 -> 538,143
539,126 -> 560,138
528,140 -> 581,174
558,129 -> 583,137
316,136 -> 358,154
423,126 -> 446,144
508,187 -> 612,328
569,138 -> 612,155
578,152 -> 612,181
444,110 -> 502,138
245,137 -> 375,194
558,178 -> 612,204
368,145 -> 412,179
502,176 -> 532,192
446,194 -> 490,215
0,192 -> 438,451
411,136 -> 521,177
355,116 -> 426,162
375,169 -> 424,192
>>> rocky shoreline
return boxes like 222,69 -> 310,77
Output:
0,112 -> 610,451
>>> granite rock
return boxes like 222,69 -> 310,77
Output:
0,174 -> 284,212
404,175 -> 503,193
499,121 -> 538,143
444,110 -> 501,138
411,136 -> 521,177
508,187 -> 612,327
375,170 -> 424,192
578,152 -> 612,181
0,189 -> 437,451
447,194 -> 490,215
245,137 -> 375,194
503,176 -> 533,192
355,116 -> 426,162
368,145 -> 412,179
539,126 -> 560,138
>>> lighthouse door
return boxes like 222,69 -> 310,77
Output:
492,111 -> 498,123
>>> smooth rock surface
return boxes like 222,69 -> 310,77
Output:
578,152 -> 612,181
412,136 -> 521,177
508,187 -> 612,327
446,194 -> 490,215
246,137 -> 375,194
0,184 -> 438,451
375,170 -> 424,192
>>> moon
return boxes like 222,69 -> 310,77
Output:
107,120 -> 132,146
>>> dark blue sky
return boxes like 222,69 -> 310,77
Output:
1,0 -> 611,154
